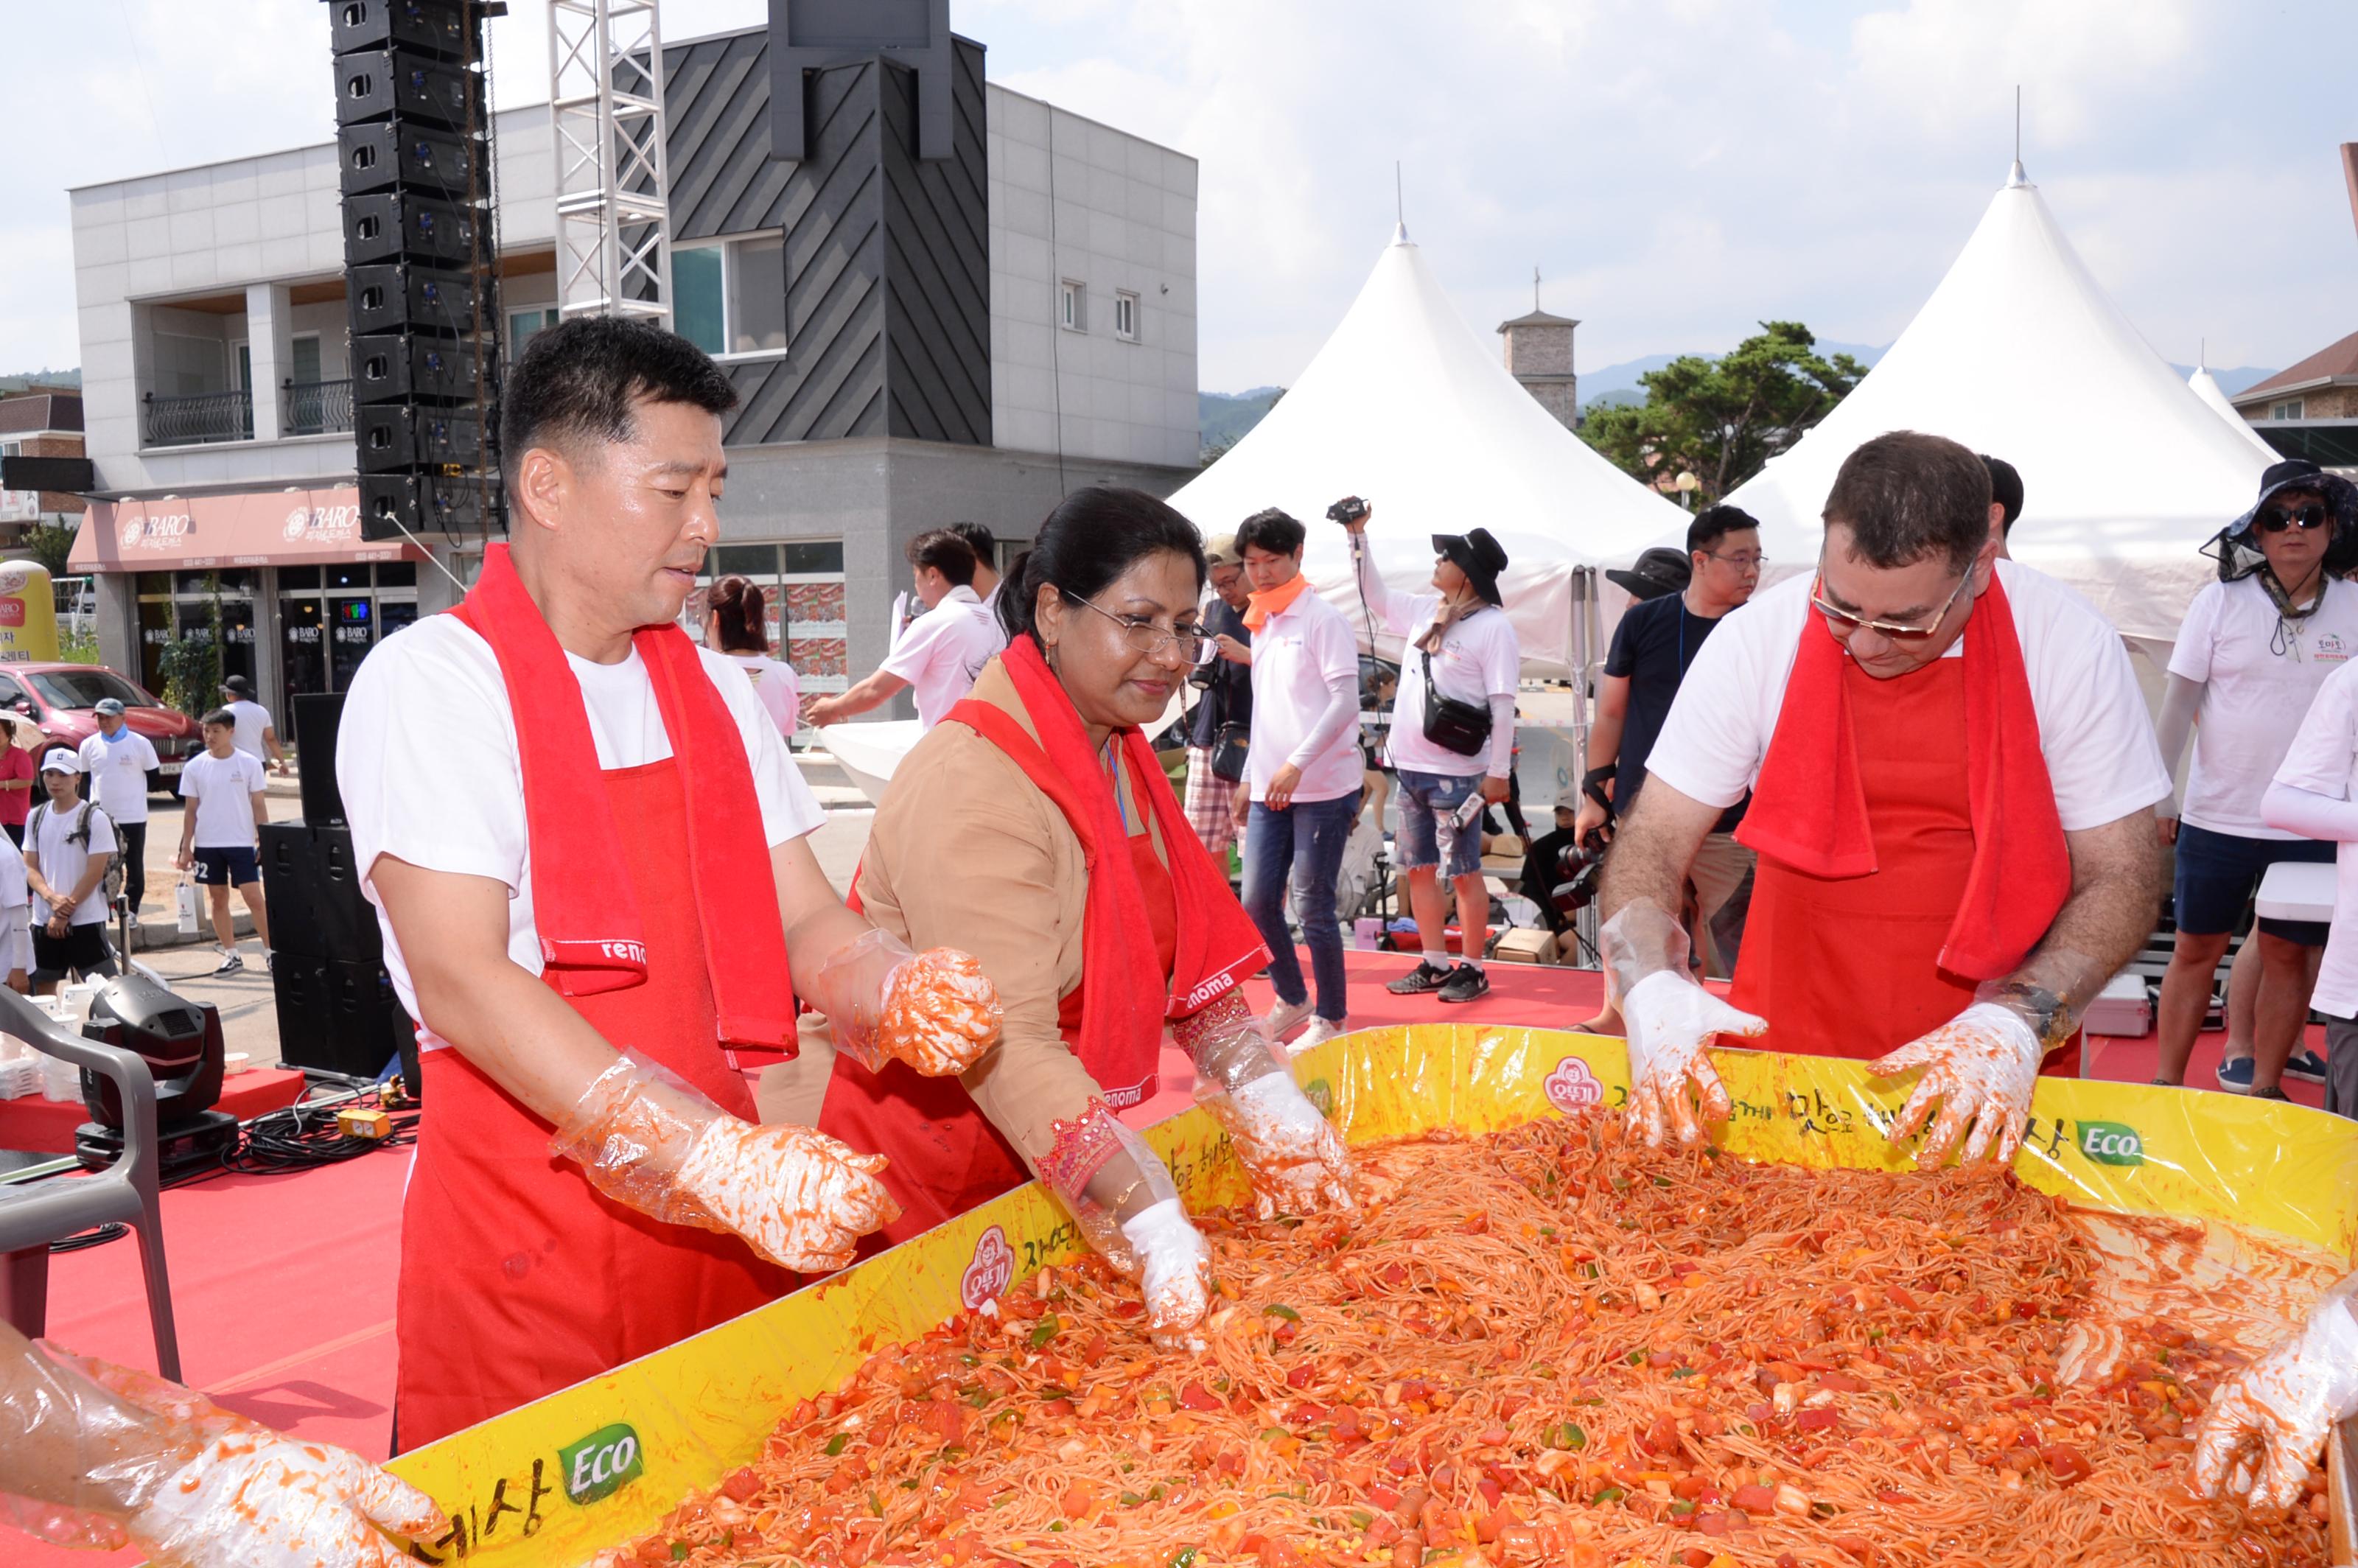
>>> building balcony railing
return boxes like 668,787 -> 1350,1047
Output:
141,389 -> 253,447
282,377 -> 354,437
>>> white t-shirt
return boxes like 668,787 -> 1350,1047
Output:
1648,560 -> 2172,833
178,747 -> 267,850
27,799 -> 114,926
1376,592 -> 1520,778
0,827 -> 29,911
338,615 -> 827,1050
79,729 -> 158,825
223,699 -> 273,760
1247,587 -> 1365,804
726,651 -> 802,740
2273,660 -> 2358,1017
879,586 -> 998,727
2167,575 -> 2358,840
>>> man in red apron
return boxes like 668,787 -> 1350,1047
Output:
338,318 -> 998,1451
1596,432 -> 2170,1166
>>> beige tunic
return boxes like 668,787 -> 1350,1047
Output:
758,659 -> 1174,1172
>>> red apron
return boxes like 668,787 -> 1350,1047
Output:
817,819 -> 1179,1250
392,756 -> 792,1452
1730,657 -> 2078,1074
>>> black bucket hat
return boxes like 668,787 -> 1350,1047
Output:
1605,546 -> 1692,602
1432,528 -> 1509,606
2205,458 -> 2358,582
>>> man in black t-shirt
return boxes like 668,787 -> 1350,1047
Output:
1578,506 -> 1763,1024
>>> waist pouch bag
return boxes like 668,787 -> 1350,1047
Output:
1419,649 -> 1491,757
1210,721 -> 1250,783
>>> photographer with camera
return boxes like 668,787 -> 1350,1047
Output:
1183,534 -> 1254,860
1333,499 -> 1520,1004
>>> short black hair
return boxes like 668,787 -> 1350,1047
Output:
1823,431 -> 1992,575
1687,505 -> 1760,556
200,708 -> 237,729
908,528 -> 979,587
500,315 -> 738,488
1236,508 -> 1306,558
948,521 -> 996,567
999,488 -> 1206,648
1981,454 -> 2024,532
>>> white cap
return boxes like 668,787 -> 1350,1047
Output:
39,747 -> 81,775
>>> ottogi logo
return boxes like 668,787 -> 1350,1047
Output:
559,1422 -> 644,1505
961,1225 -> 1015,1309
1544,1056 -> 1603,1113
2078,1121 -> 2144,1166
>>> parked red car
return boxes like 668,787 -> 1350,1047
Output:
0,664 -> 206,795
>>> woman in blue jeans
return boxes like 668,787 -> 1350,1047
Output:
1218,508 -> 1365,1051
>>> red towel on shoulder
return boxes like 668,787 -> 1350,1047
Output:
945,637 -> 1269,1102
448,544 -> 799,1054
1734,570 -> 2070,981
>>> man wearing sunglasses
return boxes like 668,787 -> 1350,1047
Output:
2152,458 -> 2358,1100
1595,431 -> 2170,1167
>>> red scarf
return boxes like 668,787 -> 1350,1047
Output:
1735,571 -> 2070,981
449,544 -> 799,1054
947,639 -> 1268,1098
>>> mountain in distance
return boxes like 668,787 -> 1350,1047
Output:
1575,343 -> 2278,413
1200,387 -> 1284,457
0,368 -> 80,393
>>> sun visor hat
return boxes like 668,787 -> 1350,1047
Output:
1432,528 -> 1509,606
2204,458 -> 2358,582
1605,547 -> 1693,602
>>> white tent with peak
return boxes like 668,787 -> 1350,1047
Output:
1722,160 -> 2272,656
1165,226 -> 1690,678
2189,356 -> 2281,458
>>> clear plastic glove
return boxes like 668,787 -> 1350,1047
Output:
128,1429 -> 445,1568
550,1051 -> 900,1272
2192,1276 -> 2358,1512
1120,1197 -> 1212,1335
1868,1001 -> 2044,1166
1600,901 -> 1768,1147
804,928 -> 1001,1077
0,1337 -> 439,1568
1203,1072 -> 1355,1219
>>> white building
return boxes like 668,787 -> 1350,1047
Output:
66,23 -> 1197,732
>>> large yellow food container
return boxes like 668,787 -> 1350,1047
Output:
385,1026 -> 2358,1565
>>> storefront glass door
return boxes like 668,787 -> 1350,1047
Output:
277,561 -> 417,740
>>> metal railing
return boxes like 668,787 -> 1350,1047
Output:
281,377 -> 354,436
141,389 -> 253,447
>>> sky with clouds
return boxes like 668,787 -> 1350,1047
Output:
6,0 -> 2352,391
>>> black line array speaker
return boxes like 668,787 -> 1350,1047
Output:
326,0 -> 505,547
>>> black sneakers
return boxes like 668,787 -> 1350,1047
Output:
1385,960 -> 1451,996
1438,963 -> 1490,1004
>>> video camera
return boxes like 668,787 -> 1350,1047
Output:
1326,496 -> 1370,527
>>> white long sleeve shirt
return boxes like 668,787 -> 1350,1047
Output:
1351,540 -> 1518,779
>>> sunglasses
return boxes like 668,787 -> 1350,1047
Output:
1808,568 -> 1972,643
2258,503 -> 2329,534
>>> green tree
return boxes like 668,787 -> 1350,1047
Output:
19,521 -> 75,578
155,573 -> 224,718
1581,322 -> 1865,505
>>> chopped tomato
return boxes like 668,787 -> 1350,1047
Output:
2040,1443 -> 2094,1487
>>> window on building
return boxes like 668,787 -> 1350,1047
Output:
673,235 -> 788,357
1113,290 -> 1138,342
507,307 -> 559,360
2273,399 -> 2306,421
1060,280 -> 1085,332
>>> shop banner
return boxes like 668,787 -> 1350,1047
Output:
69,486 -> 421,572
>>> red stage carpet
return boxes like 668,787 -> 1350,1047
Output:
0,1066 -> 306,1155
17,948 -> 2326,1565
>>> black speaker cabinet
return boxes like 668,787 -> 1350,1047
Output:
333,48 -> 483,131
273,955 -> 410,1082
349,262 -> 476,336
360,472 -> 490,540
329,0 -> 472,60
291,693 -> 347,824
343,192 -> 480,267
337,120 -> 477,198
357,404 -> 483,472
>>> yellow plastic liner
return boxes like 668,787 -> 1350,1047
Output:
382,1026 -> 2358,1565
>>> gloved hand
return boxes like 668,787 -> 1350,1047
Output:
672,1119 -> 900,1273
2192,1276 -> 2358,1512
1208,1072 -> 1355,1219
1868,1001 -> 2044,1166
128,1429 -> 445,1568
0,1337 -> 440,1568
550,1051 -> 900,1273
805,928 -> 1001,1077
1119,1197 -> 1212,1334
1600,900 -> 1766,1148
1621,969 -> 1767,1147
